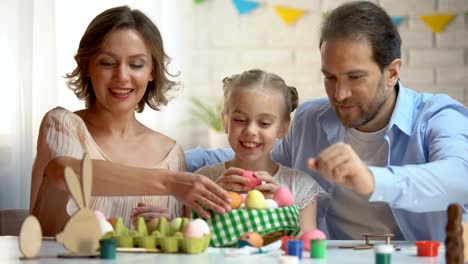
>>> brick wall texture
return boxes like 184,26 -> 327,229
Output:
179,0 -> 468,148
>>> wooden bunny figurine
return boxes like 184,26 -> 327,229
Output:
55,153 -> 101,255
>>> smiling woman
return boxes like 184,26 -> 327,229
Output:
83,28 -> 156,113
0,0 -> 191,216
30,5 -> 231,236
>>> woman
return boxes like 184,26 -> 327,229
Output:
31,6 -> 230,236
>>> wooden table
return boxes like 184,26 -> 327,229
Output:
0,236 -> 445,263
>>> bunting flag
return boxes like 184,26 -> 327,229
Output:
232,0 -> 260,15
419,13 -> 455,33
391,16 -> 405,26
194,0 -> 206,4
274,6 -> 306,25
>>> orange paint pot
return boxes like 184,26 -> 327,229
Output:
415,241 -> 440,257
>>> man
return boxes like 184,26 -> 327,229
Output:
186,1 -> 468,241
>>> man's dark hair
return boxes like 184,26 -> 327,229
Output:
319,1 -> 401,71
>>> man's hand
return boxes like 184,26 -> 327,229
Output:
168,171 -> 231,219
307,143 -> 375,195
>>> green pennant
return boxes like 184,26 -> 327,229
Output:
465,11 -> 468,17
194,0 -> 206,4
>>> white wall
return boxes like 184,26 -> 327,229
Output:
180,0 -> 468,149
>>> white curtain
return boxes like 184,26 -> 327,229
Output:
0,0 -> 189,210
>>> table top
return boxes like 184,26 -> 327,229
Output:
0,236 -> 445,263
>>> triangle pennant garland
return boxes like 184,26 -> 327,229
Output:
391,16 -> 405,26
274,6 -> 306,25
419,13 -> 455,33
232,0 -> 260,15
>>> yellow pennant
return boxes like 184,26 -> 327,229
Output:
419,13 -> 455,33
274,6 -> 306,25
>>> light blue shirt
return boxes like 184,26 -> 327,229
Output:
185,83 -> 468,241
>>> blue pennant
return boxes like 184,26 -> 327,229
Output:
232,0 -> 260,15
391,16 -> 405,26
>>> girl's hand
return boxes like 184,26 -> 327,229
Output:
215,167 -> 251,193
131,202 -> 171,226
253,171 -> 280,199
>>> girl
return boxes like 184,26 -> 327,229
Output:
195,69 -> 324,232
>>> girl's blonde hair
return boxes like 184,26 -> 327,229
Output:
222,69 -> 299,121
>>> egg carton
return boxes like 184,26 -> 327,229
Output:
102,217 -> 211,254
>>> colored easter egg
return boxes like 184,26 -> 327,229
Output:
190,218 -> 210,235
265,199 -> 278,209
228,191 -> 242,209
240,193 -> 247,203
240,232 -> 263,248
273,186 -> 294,207
241,171 -> 262,189
182,223 -> 204,238
301,229 -> 326,251
246,190 -> 267,210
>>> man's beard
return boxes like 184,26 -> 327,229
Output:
334,77 -> 388,128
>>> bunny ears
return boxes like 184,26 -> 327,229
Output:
64,153 -> 92,209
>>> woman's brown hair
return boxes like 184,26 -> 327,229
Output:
66,5 -> 178,112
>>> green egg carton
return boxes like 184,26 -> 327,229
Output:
156,233 -> 211,254
102,216 -> 211,254
179,234 -> 212,254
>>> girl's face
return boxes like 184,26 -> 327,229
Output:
87,28 -> 153,113
223,88 -> 289,162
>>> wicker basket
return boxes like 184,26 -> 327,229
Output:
262,230 -> 287,245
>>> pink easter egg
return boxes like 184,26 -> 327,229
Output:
301,229 -> 327,251
273,186 -> 294,207
240,193 -> 247,203
94,210 -> 107,221
241,171 -> 262,189
182,222 -> 205,238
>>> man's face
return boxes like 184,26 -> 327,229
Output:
320,38 -> 391,130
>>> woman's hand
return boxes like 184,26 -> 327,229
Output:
215,167 -> 251,192
168,171 -> 232,219
131,202 -> 171,226
253,171 -> 280,199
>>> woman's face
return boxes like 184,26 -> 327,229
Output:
87,28 -> 153,114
